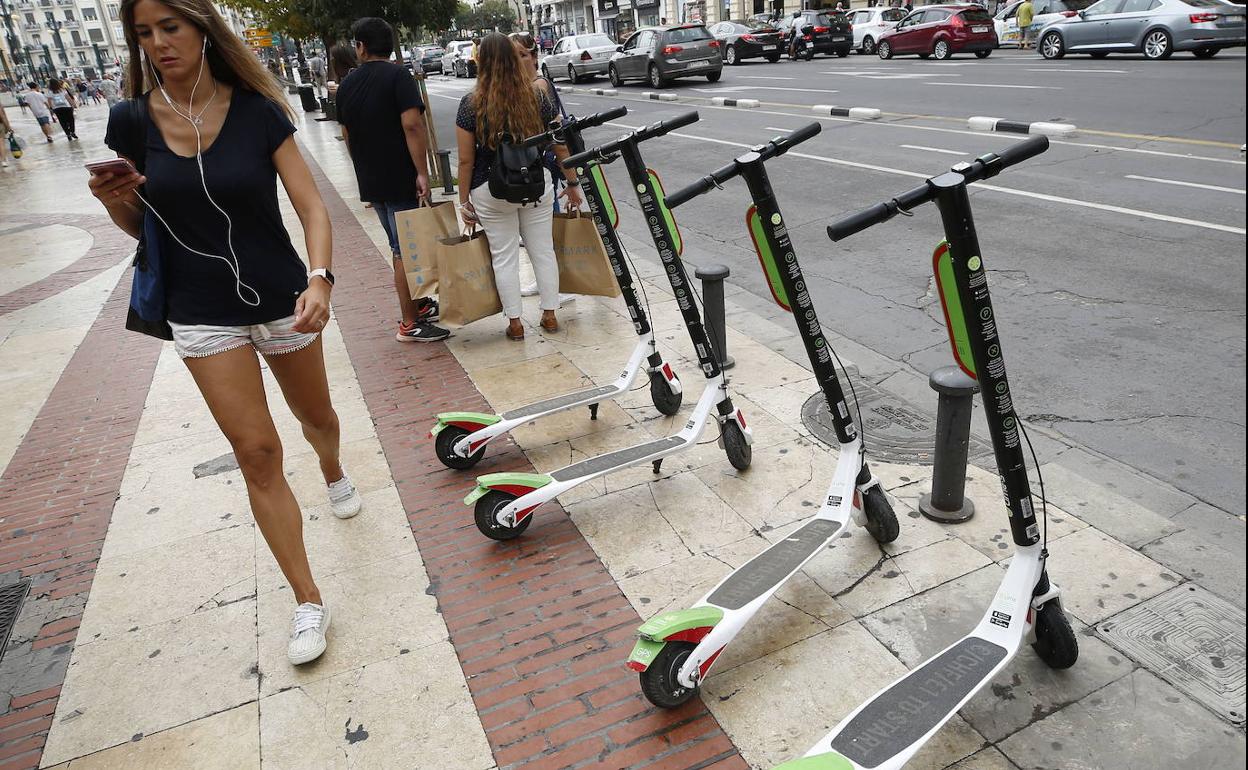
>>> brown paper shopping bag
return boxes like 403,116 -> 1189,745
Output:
395,201 -> 457,299
436,228 -> 503,327
553,210 -> 620,298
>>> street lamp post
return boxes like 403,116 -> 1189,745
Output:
91,40 -> 104,76
46,18 -> 66,76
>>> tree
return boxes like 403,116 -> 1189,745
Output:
453,0 -> 517,35
224,0 -> 458,46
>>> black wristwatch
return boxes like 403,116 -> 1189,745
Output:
308,268 -> 335,286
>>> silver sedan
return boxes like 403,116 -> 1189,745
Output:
540,33 -> 620,83
1037,0 -> 1245,59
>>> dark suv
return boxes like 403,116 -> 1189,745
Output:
608,25 -> 724,87
776,10 -> 854,58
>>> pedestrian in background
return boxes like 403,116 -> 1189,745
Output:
90,0 -> 361,667
328,43 -> 357,85
0,101 -> 13,167
336,16 -> 449,343
456,33 -> 582,340
1017,0 -> 1035,49
101,73 -> 121,107
22,82 -> 55,143
48,79 -> 78,141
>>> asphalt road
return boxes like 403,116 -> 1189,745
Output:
419,47 -> 1247,518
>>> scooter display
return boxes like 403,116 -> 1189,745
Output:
773,135 -> 1079,770
622,123 -> 900,708
429,105 -> 684,470
465,111 -> 754,541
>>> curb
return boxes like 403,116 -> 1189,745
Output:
642,91 -> 679,101
585,88 -> 617,96
969,116 -> 1077,137
711,96 -> 760,108
812,104 -> 882,120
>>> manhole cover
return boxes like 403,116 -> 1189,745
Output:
0,579 -> 31,668
801,381 -> 993,466
1097,584 -> 1245,724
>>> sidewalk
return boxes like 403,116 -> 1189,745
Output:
0,99 -> 1244,770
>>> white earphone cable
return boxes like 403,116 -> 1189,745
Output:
138,39 -> 261,307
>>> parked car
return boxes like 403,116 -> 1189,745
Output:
877,4 -> 999,58
776,9 -> 854,58
442,40 -> 476,77
994,0 -> 1096,46
417,46 -> 445,73
607,24 -> 723,87
709,18 -> 786,63
846,6 -> 909,54
540,33 -> 619,82
1038,0 -> 1246,58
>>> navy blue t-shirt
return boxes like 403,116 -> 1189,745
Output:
105,90 -> 306,326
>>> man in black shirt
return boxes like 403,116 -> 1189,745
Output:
337,17 -> 449,343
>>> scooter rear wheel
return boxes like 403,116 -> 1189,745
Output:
474,490 -> 532,540
1032,599 -> 1079,669
435,426 -> 487,470
722,421 -> 752,471
862,485 -> 900,544
649,371 -> 683,416
639,641 -> 700,708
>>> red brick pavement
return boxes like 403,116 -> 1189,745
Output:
306,153 -> 748,770
0,218 -> 162,770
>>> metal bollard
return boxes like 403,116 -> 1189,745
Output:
436,149 -> 455,195
919,366 -> 980,523
694,264 -> 734,371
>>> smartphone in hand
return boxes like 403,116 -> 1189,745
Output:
84,158 -> 138,176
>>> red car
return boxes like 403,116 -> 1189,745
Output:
877,4 -> 999,59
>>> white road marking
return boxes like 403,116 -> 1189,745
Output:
694,85 -> 841,94
563,101 -> 582,106
660,129 -> 1246,235
925,82 -> 1063,90
1025,68 -> 1129,74
1126,175 -> 1246,195
899,144 -> 967,156
739,75 -> 796,80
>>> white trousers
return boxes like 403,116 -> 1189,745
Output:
470,185 -> 559,319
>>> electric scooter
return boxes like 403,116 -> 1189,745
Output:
465,111 -> 754,541
773,135 -> 1079,770
622,123 -> 901,708
430,105 -> 684,470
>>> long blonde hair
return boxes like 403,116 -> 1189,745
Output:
120,0 -> 292,117
472,32 -> 543,150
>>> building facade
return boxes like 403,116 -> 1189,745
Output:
1,0 -> 247,86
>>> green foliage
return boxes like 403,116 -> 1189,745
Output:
454,0 -> 518,34
224,0 -> 458,43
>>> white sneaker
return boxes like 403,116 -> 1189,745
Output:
328,474 -> 362,519
520,283 -> 539,297
287,602 -> 331,665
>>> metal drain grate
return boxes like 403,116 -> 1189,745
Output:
1098,584 -> 1246,724
801,382 -> 994,466
0,579 -> 31,668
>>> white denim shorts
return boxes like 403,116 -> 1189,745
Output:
168,314 -> 319,359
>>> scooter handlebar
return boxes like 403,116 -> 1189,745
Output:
562,110 -> 700,169
519,105 -> 632,149
667,122 -> 822,208
986,134 -> 1049,177
769,121 -> 821,156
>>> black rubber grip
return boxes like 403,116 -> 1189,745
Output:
573,105 -> 628,131
563,146 -> 600,168
993,135 -> 1049,172
640,110 -> 700,140
776,121 -> 821,153
826,202 -> 893,242
666,175 -> 717,209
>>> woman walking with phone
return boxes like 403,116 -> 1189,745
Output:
455,32 -> 582,340
86,0 -> 359,666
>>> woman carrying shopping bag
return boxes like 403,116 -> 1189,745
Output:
455,32 -> 582,340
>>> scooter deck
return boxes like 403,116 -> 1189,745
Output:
827,635 -> 1007,768
502,384 -> 620,422
708,518 -> 844,610
551,435 -> 686,481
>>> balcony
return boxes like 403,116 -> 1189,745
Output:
23,21 -> 42,31
55,0 -> 75,6
61,20 -> 81,29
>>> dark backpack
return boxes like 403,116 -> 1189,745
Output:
488,131 -> 547,205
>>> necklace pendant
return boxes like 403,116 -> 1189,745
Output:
192,115 -> 204,126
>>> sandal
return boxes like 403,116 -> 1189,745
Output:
506,320 -> 525,340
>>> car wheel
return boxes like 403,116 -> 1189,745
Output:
766,53 -> 781,62
836,48 -> 849,57
804,46 -> 815,60
1040,31 -> 1065,59
878,40 -> 894,59
609,64 -> 623,87
725,44 -> 739,65
862,36 -> 876,55
567,63 -> 580,84
1142,28 -> 1173,60
932,39 -> 951,60
1192,46 -> 1218,59
541,63 -> 552,80
649,63 -> 667,88
706,69 -> 721,82
975,49 -> 991,58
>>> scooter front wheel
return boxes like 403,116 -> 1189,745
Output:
722,421 -> 752,471
474,490 -> 533,541
435,426 -> 487,470
639,641 -> 700,708
649,371 -> 683,416
1032,598 -> 1079,669
862,485 -> 900,544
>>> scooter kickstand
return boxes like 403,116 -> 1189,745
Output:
589,403 -> 599,421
